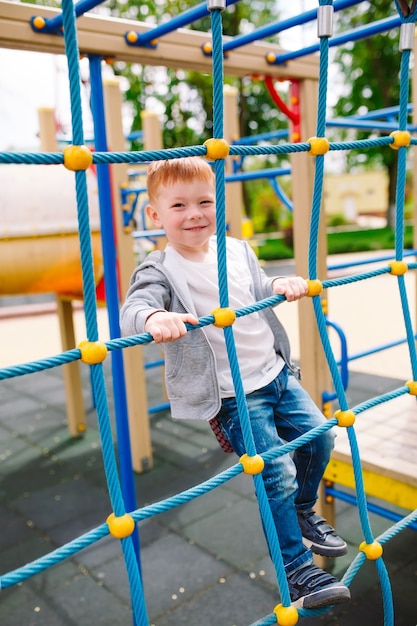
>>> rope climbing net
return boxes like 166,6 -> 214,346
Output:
1,1 -> 417,624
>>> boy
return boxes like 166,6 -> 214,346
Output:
120,157 -> 350,610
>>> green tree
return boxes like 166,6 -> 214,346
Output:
331,1 -> 408,228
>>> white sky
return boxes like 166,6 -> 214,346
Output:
0,0 -> 320,151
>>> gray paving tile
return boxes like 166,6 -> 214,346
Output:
11,478 -> 111,531
0,505 -> 33,549
105,531 -> 235,619
180,498 -> 269,569
0,534 -> 58,575
160,483 -> 241,532
154,570 -> 278,626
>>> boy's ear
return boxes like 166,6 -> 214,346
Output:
146,203 -> 162,228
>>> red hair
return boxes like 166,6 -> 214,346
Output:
147,157 -> 214,204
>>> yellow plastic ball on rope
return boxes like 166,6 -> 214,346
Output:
106,512 -> 135,539
334,409 -> 356,427
266,52 -> 277,64
204,138 -> 230,160
308,136 -> 330,156
239,453 -> 264,475
389,130 -> 410,150
78,340 -> 108,364
63,145 -> 93,171
306,279 -> 323,297
211,307 -> 236,328
273,603 -> 299,626
32,16 -> 46,30
388,260 -> 408,275
359,540 -> 383,560
405,380 -> 417,396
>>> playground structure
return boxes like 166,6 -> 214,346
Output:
1,1 -> 417,625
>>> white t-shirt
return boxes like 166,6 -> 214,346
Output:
165,240 -> 284,397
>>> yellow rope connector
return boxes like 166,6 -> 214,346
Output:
405,380 -> 417,395
273,603 -> 299,625
306,279 -> 323,297
334,409 -> 356,427
359,540 -> 383,560
126,30 -> 139,44
204,138 -> 230,160
389,130 -> 411,150
240,453 -> 265,475
211,307 -> 236,328
266,52 -> 277,64
307,137 -> 330,156
32,16 -> 46,30
106,512 -> 136,539
63,145 -> 93,171
322,401 -> 332,419
202,42 -> 212,55
78,340 -> 108,364
388,260 -> 408,275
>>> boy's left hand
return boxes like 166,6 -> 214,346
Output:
272,276 -> 309,302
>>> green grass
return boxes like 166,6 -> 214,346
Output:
256,225 -> 414,261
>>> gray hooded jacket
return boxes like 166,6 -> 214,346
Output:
119,237 -> 300,421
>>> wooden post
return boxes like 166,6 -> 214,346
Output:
38,107 -> 58,152
141,110 -> 163,150
290,77 -> 329,408
140,110 -> 166,250
38,107 -> 87,438
103,78 -> 153,472
223,85 -> 244,238
56,297 -> 87,436
290,78 -> 332,563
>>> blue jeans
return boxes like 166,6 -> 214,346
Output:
216,365 -> 335,573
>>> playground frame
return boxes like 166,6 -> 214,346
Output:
1,3 -> 417,604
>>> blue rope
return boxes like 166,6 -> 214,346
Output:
60,0 -> 147,623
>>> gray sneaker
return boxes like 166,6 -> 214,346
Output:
287,562 -> 351,609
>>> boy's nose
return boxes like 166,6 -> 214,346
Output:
188,204 -> 203,218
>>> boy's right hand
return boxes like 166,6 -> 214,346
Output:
144,311 -> 199,343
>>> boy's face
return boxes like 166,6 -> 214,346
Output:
146,177 -> 217,257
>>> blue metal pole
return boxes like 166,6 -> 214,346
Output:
225,167 -> 291,182
346,104 -> 412,120
324,486 -> 417,532
272,15 -> 401,65
130,0 -> 240,47
88,54 -> 141,568
33,0 -> 105,33
223,0 -> 364,53
327,117 -> 417,132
